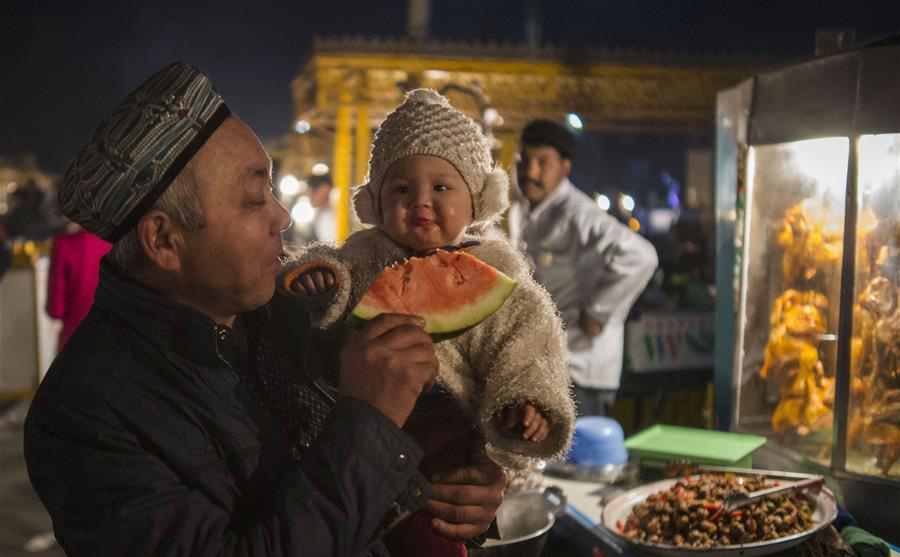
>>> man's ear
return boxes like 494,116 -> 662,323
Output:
561,157 -> 573,178
136,210 -> 184,272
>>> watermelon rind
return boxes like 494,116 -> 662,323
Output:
350,265 -> 517,335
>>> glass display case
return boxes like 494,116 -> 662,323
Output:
848,134 -> 899,479
714,38 -> 899,538
736,137 -> 849,467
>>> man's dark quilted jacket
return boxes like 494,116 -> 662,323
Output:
24,261 -> 429,556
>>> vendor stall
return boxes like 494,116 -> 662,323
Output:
508,35 -> 898,557
714,37 -> 900,538
0,244 -> 57,397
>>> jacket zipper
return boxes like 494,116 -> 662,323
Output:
213,326 -> 241,382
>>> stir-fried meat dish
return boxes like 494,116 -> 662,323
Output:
620,474 -> 814,548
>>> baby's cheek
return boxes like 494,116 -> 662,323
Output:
382,211 -> 406,237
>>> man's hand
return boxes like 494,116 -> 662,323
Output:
579,309 -> 605,338
424,451 -> 507,541
290,267 -> 336,297
338,313 -> 438,427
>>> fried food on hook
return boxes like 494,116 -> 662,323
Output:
777,205 -> 842,285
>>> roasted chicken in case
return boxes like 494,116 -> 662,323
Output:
765,205 -> 841,442
760,200 -> 899,476
849,274 -> 900,475
776,205 -> 842,285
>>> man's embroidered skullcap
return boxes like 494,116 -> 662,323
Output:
58,61 -> 230,242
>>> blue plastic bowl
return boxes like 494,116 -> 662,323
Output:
568,416 -> 628,468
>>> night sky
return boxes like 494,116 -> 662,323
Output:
2,0 -> 898,174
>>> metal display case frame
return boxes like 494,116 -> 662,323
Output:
713,37 -> 900,539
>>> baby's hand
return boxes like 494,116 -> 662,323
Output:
497,403 -> 549,443
290,267 -> 336,297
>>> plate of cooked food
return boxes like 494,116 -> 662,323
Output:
601,472 -> 838,557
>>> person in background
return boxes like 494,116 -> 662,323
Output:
24,61 -> 504,557
308,174 -> 337,243
288,174 -> 336,246
0,231 -> 11,280
46,222 -> 110,351
508,119 -> 659,417
3,183 -> 54,242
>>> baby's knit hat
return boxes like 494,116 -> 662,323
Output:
352,89 -> 509,230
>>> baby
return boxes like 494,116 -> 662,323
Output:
279,89 -> 575,555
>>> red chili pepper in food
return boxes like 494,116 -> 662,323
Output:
730,511 -> 743,518
703,503 -> 719,510
710,508 -> 724,521
616,520 -> 624,534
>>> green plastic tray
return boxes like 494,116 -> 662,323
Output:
624,425 -> 766,468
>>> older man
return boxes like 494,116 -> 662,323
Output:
24,62 -> 504,556
509,119 -> 658,417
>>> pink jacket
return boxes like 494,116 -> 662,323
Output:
46,230 -> 110,350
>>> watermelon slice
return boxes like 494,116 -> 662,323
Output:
350,250 -> 517,334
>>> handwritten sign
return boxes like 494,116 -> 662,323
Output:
626,312 -> 715,372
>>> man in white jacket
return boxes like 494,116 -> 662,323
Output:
508,119 -> 659,416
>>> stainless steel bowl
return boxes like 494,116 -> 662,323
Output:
472,486 -> 567,557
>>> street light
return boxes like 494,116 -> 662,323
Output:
567,113 -> 583,130
619,193 -> 635,213
311,163 -> 329,176
294,120 -> 311,134
595,193 -> 611,211
291,197 -> 315,225
483,107 -> 500,126
278,174 -> 301,196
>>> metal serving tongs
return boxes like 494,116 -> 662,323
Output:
694,465 -> 822,481
723,475 -> 825,512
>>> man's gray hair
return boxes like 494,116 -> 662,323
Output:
107,161 -> 204,275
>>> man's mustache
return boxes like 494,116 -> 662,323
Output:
519,178 -> 542,189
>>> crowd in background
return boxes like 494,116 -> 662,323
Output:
0,169 -> 716,352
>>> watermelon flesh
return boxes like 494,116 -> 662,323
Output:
351,250 -> 516,334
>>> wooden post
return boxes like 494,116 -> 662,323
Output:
333,91 -> 353,244
496,130 -> 519,177
354,102 -> 371,188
